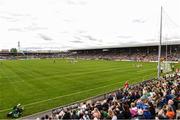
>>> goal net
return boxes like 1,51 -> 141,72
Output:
161,61 -> 172,73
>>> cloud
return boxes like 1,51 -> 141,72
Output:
81,35 -> 100,41
78,30 -> 87,34
66,0 -> 87,5
63,19 -> 73,23
117,35 -> 132,39
70,40 -> 83,43
24,24 -> 48,31
0,16 -> 13,20
145,35 -> 180,43
0,11 -> 32,22
23,45 -> 72,50
38,33 -> 53,41
8,28 -> 23,32
132,19 -> 146,23
23,47 -> 43,50
6,13 -> 30,17
145,38 -> 156,42
8,25 -> 48,32
166,35 -> 180,40
0,0 -> 180,50
60,31 -> 69,34
24,26 -> 48,31
73,36 -> 81,40
0,15 -> 19,22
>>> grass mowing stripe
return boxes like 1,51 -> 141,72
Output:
0,80 -> 125,112
0,59 -> 157,118
0,66 -> 156,113
0,65 -> 139,85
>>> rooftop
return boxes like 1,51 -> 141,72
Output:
70,40 -> 180,51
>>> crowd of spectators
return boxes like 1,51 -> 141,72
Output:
70,52 -> 180,62
39,74 -> 180,120
1,48 -> 180,61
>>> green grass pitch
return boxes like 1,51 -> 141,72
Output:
0,59 -> 158,118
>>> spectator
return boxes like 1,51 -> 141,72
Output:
148,101 -> 156,119
39,74 -> 179,120
166,106 -> 175,119
92,108 -> 101,120
130,102 -> 138,118
71,110 -> 79,119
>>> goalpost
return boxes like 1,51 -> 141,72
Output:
160,61 -> 172,73
157,6 -> 178,79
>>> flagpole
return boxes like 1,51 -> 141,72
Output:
157,6 -> 163,79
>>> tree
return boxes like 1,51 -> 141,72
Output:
10,48 -> 17,53
10,48 -> 17,56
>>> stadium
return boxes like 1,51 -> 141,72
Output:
0,0 -> 180,120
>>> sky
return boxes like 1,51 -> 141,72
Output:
0,0 -> 180,51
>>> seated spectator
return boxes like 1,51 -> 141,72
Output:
91,108 -> 101,120
166,106 -> 175,119
168,99 -> 176,114
62,109 -> 71,119
122,103 -> 131,119
158,105 -> 168,119
148,101 -> 156,119
143,105 -> 152,119
130,102 -> 138,118
137,109 -> 144,119
108,109 -> 117,120
71,110 -> 79,119
38,74 -> 179,120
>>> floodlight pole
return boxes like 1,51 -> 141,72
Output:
18,41 -> 20,52
157,6 -> 163,80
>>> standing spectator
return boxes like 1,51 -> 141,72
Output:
124,81 -> 129,90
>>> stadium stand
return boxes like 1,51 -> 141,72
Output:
1,43 -> 180,61
2,43 -> 180,119
37,74 -> 180,120
69,43 -> 180,61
